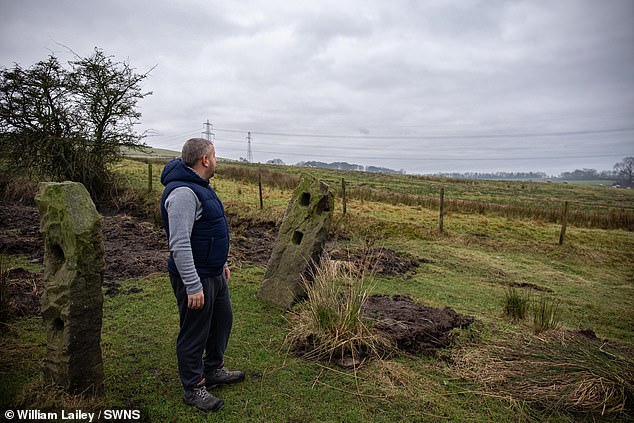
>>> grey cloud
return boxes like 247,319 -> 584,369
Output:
1,0 -> 632,174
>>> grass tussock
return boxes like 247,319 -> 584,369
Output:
502,289 -> 561,334
285,256 -> 395,366
531,295 -> 561,334
453,329 -> 634,416
503,287 -> 531,322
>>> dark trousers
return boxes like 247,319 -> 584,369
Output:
169,272 -> 233,391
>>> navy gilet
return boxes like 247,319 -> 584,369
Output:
160,158 -> 229,278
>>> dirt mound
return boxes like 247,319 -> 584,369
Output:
329,247 -> 426,277
363,294 -> 474,355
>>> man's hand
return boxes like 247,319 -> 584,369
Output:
187,290 -> 204,309
224,266 -> 231,282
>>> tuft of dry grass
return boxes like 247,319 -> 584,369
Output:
503,286 -> 530,322
284,255 -> 395,367
453,329 -> 634,416
15,379 -> 105,411
531,295 -> 561,334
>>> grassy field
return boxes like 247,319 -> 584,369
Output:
1,159 -> 633,421
212,161 -> 634,230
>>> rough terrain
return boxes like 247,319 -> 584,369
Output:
1,201 -> 473,357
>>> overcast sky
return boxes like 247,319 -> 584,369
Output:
1,0 -> 633,175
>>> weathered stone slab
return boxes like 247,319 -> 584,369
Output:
258,174 -> 334,308
35,182 -> 104,394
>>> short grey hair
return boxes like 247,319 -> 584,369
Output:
182,138 -> 214,167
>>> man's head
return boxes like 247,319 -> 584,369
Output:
182,138 -> 216,180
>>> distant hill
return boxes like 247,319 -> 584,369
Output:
433,171 -> 549,181
296,161 -> 404,174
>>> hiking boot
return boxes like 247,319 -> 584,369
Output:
183,379 -> 224,412
206,366 -> 245,387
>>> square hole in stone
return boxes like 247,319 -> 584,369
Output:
292,230 -> 304,245
300,192 -> 310,206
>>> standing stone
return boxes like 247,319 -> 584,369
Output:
258,174 -> 334,308
35,182 -> 105,394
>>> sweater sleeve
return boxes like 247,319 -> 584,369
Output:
164,187 -> 203,294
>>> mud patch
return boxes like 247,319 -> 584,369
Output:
101,214 -> 168,283
227,212 -> 278,267
328,247 -> 427,277
0,203 -> 171,284
363,294 -> 474,355
0,202 -> 280,303
0,203 -> 41,257
0,203 -> 167,301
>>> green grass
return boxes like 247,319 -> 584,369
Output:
1,158 -> 633,421
2,271 -> 543,422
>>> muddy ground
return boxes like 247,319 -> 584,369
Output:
1,201 -> 473,357
0,203 -> 277,308
328,246 -> 428,279
363,294 -> 474,355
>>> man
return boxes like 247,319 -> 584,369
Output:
160,138 -> 244,413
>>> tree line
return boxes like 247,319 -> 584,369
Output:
558,158 -> 633,186
434,158 -> 633,187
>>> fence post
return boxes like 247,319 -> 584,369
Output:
147,160 -> 153,193
559,200 -> 569,245
258,171 -> 264,210
439,187 -> 445,233
342,178 -> 347,215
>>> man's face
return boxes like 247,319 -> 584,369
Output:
204,146 -> 217,179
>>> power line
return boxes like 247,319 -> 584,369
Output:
141,125 -> 632,163
144,129 -> 200,142
203,134 -> 629,153
144,125 -> 633,146
236,148 -> 629,162
214,126 -> 634,140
